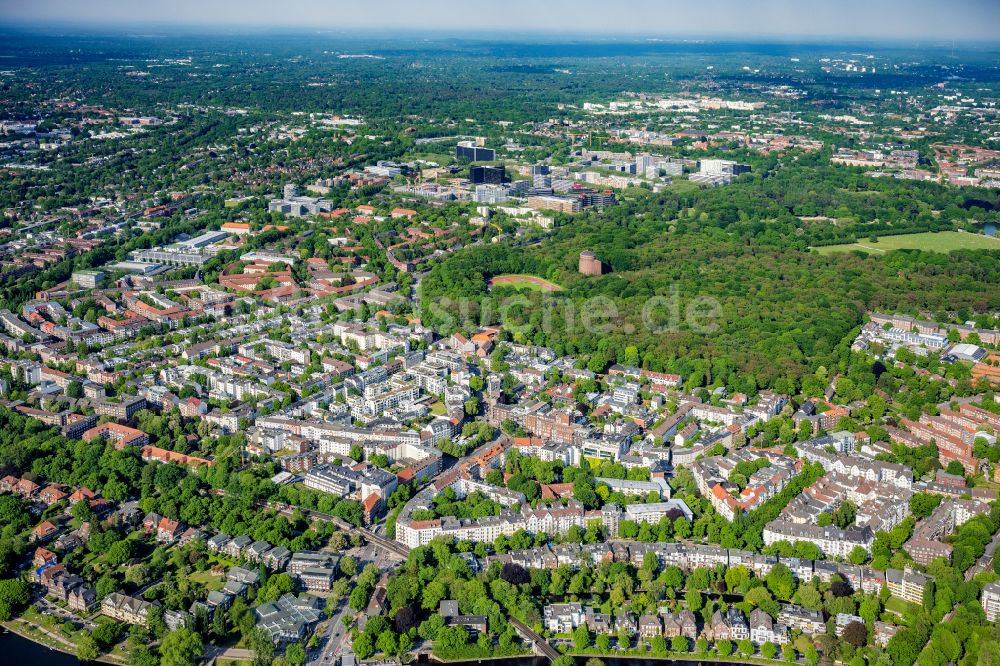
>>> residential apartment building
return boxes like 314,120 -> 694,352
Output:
885,568 -> 932,605
982,581 -> 1000,622
82,422 -> 150,448
92,396 -> 146,420
102,593 -> 157,626
544,603 -> 585,633
778,604 -> 826,636
762,520 -> 875,558
749,608 -> 789,645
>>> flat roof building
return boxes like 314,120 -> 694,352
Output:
456,141 -> 495,162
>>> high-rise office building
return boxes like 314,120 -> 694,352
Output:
470,165 -> 505,184
698,159 -> 751,177
636,154 -> 655,174
456,141 -> 496,162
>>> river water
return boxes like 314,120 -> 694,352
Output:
423,656 -> 760,666
3,630 -> 760,666
0,631 -> 79,665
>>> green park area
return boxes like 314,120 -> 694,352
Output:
813,231 -> 1000,255
488,274 -> 564,292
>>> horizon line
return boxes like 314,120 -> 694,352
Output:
1,20 -> 999,48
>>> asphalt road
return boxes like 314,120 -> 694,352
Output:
308,543 -> 401,665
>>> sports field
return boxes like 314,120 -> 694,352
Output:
813,231 -> 1000,255
488,274 -> 563,292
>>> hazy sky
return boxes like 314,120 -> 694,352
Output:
1,0 -> 999,41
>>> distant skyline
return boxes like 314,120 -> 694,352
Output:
1,0 -> 999,42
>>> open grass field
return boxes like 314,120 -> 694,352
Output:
400,151 -> 455,166
669,178 -> 705,194
885,596 -> 922,617
488,274 -> 563,292
813,231 -> 1000,255
189,569 -> 225,591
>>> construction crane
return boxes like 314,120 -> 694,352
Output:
212,439 -> 249,468
566,131 -> 609,150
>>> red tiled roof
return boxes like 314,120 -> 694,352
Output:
33,520 -> 57,536
409,519 -> 441,529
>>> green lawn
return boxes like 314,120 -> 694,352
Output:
885,596 -> 922,617
669,178 -> 704,194
189,569 -> 225,591
813,231 -> 1000,255
429,401 -> 447,416
400,151 -> 455,166
208,553 -> 239,568
793,635 -> 814,653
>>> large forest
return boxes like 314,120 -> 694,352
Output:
419,187 -> 1000,393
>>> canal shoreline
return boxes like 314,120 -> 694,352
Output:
1,621 -> 80,665
426,652 -> 790,666
4,620 -> 788,666
1,618 -> 122,665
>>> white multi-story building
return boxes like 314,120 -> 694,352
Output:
397,518 -> 443,549
982,581 -> 1000,622
473,184 -> 510,204
623,500 -> 693,524
749,608 -> 789,645
763,520 -> 874,558
698,159 -> 751,177
596,476 -> 671,499
578,437 -> 627,462
239,339 -> 310,366
350,385 -> 421,420
544,603 -> 585,633
885,568 -> 932,605
797,443 -> 912,489
267,184 -> 333,217
409,363 -> 448,394
778,604 -> 826,636
71,270 -> 104,289
690,403 -> 742,426
834,613 -> 866,637
302,464 -> 361,497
